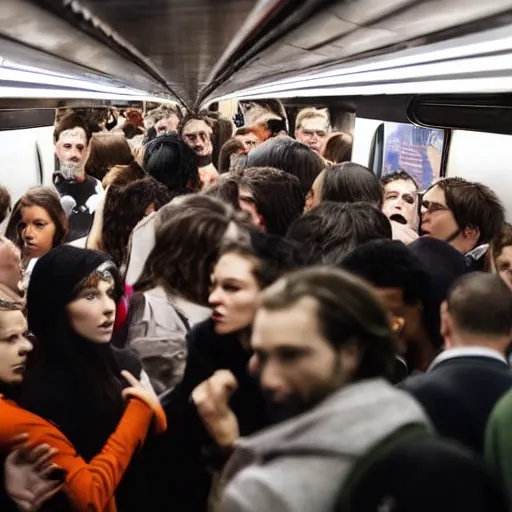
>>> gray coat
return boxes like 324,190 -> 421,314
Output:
220,378 -> 430,512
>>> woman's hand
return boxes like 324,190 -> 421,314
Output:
5,434 -> 64,512
121,370 -> 167,434
121,370 -> 160,410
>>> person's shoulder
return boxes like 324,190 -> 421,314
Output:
222,462 -> 299,512
187,318 -> 226,361
223,455 -> 342,512
112,346 -> 142,378
187,318 -> 216,345
86,175 -> 104,193
0,397 -> 58,445
398,371 -> 444,397
488,387 -> 512,426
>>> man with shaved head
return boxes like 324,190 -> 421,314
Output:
400,272 -> 512,454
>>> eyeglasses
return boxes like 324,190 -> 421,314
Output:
421,200 -> 449,215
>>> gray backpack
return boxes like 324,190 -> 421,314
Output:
126,290 -> 190,394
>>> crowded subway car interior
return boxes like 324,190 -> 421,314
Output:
3,0 -> 512,511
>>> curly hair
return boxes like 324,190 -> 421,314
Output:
102,178 -> 172,268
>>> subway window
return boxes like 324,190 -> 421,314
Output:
382,122 -> 445,189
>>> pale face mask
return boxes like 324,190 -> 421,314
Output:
54,128 -> 89,179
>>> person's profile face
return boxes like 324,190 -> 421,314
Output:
249,296 -> 355,423
0,310 -> 32,385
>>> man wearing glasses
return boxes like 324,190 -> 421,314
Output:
421,177 -> 504,268
294,108 -> 330,156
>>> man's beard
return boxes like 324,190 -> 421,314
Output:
262,355 -> 347,426
58,161 -> 84,180
263,390 -> 311,426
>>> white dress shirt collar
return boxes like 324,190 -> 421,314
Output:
428,346 -> 507,372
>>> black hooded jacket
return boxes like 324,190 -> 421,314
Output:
20,246 -> 147,512
144,318 -> 270,511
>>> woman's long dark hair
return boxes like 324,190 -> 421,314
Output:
102,177 -> 172,268
21,250 -> 136,461
22,316 -> 127,460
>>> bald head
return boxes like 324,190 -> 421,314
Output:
446,272 -> 512,338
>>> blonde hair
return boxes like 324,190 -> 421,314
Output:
295,108 -> 330,131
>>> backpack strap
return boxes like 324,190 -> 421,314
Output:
173,305 -> 191,332
336,422 -> 431,511
112,291 -> 147,348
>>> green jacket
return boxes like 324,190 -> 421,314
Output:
485,387 -> 512,505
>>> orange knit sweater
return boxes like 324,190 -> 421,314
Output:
0,395 -> 167,512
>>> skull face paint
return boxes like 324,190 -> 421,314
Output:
382,179 -> 419,231
54,128 -> 89,179
182,119 -> 213,157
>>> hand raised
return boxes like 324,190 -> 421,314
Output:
192,370 -> 240,448
121,370 -> 160,410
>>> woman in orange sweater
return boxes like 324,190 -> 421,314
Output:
0,247 -> 166,511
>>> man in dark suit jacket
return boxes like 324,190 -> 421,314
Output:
400,272 -> 512,454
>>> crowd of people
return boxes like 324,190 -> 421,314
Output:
0,100 -> 512,511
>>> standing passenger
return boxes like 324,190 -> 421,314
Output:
246,137 -> 325,197
21,246 -> 165,512
179,113 -> 219,186
400,272 -> 512,454
0,280 -> 165,512
150,230 -> 302,512
421,177 -> 504,269
126,196 -> 249,393
217,267 -> 428,512
53,114 -> 103,242
381,170 -> 419,230
294,108 -> 331,156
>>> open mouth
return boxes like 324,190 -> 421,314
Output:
12,364 -> 26,375
98,321 -> 114,329
390,214 -> 407,225
211,311 -> 224,322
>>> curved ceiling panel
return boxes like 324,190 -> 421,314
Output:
209,0 -> 512,101
0,0 -> 511,107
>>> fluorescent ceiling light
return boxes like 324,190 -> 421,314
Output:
0,67 -> 148,96
0,86 -> 173,103
213,24 -> 512,101
222,53 -> 512,98
226,76 -> 512,99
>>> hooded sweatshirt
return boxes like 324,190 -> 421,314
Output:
220,378 -> 430,512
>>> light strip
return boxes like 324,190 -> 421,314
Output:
213,25 -> 512,100
221,53 -> 512,98
0,67 -> 148,96
225,76 -> 512,99
0,86 -> 175,103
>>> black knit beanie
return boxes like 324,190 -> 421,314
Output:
27,245 -> 121,342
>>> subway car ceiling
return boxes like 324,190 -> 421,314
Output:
2,0 -> 512,109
